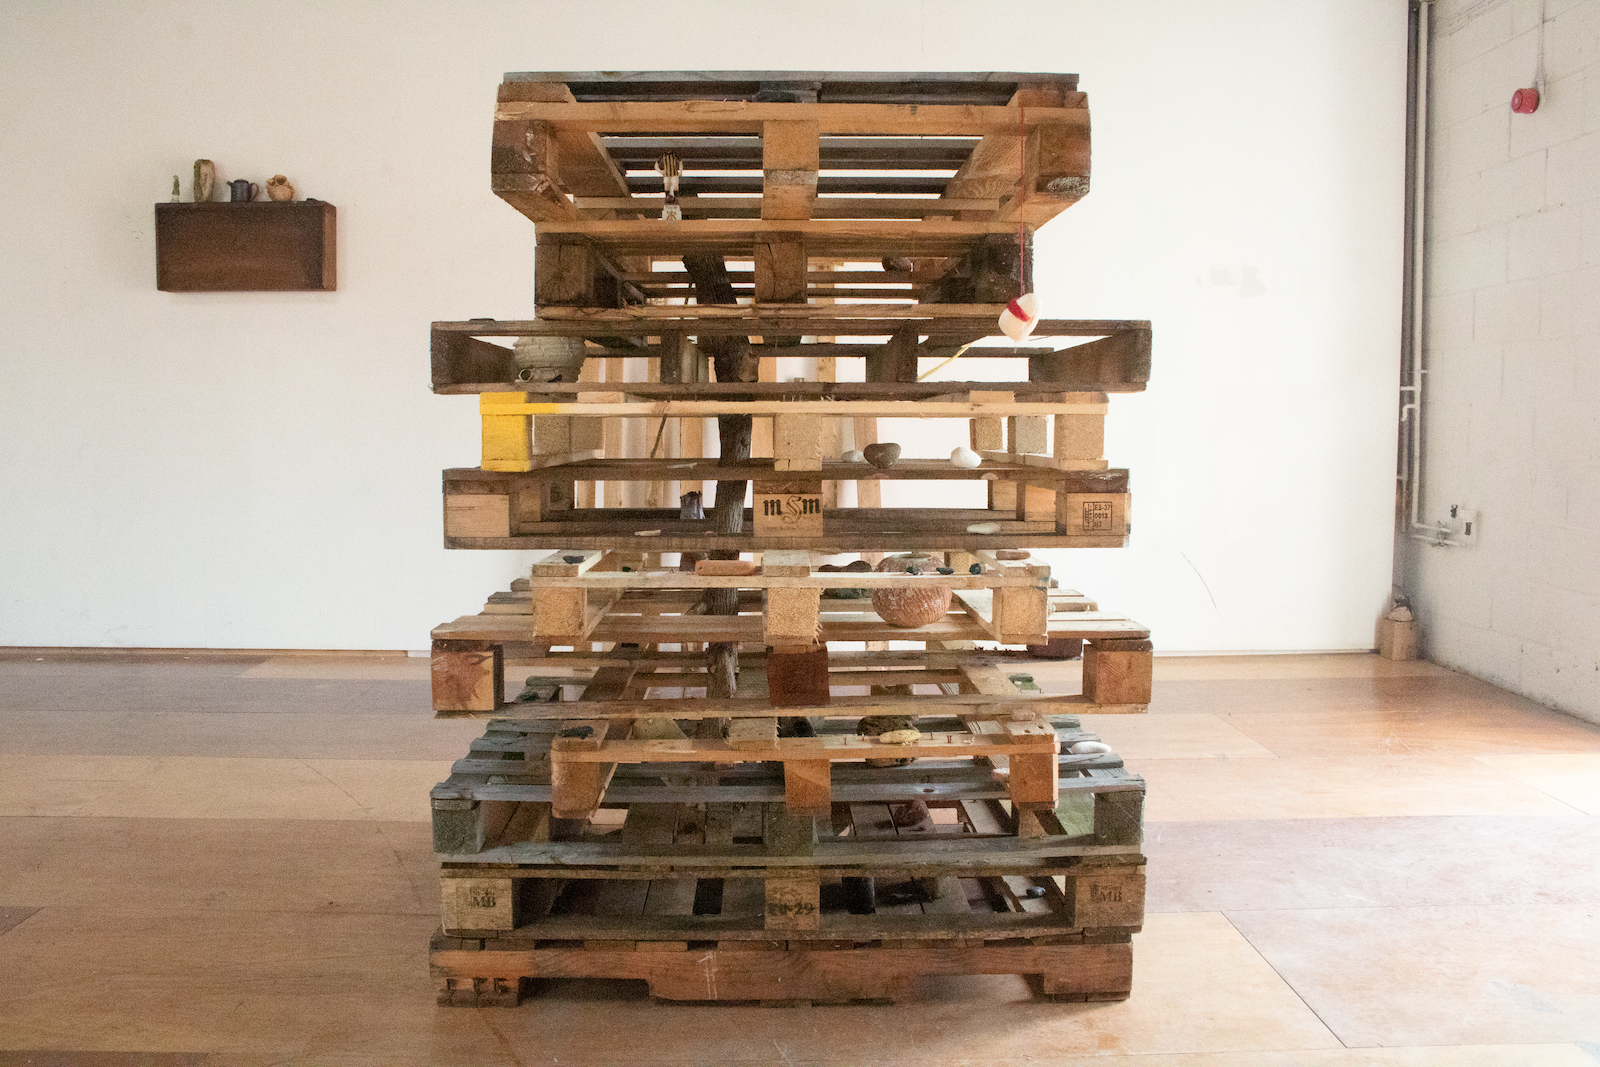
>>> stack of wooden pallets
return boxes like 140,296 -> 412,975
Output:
427,70 -> 1153,1007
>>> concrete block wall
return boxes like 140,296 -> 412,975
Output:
1408,0 -> 1600,723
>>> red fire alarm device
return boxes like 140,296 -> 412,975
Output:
1512,87 -> 1540,113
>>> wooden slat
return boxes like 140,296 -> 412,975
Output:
494,100 -> 1089,137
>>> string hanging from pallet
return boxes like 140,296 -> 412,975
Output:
999,104 -> 1042,343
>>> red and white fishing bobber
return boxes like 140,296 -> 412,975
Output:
999,292 -> 1041,342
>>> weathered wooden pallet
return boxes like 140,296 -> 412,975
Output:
492,71 -> 1087,238
430,570 -> 1153,717
488,546 -> 1053,644
432,713 -> 1144,850
445,462 -> 1126,546
433,933 -> 1133,1006
432,789 -> 1142,1005
432,315 -> 1150,393
430,642 -> 1142,820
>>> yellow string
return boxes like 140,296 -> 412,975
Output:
915,341 -> 976,382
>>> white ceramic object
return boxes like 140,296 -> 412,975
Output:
950,445 -> 981,468
999,292 -> 1041,342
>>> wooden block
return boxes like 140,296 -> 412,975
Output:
728,717 -> 780,750
432,798 -> 508,855
762,120 -> 819,221
1093,788 -> 1144,848
765,587 -> 821,643
994,586 -> 1049,642
1082,638 -> 1153,705
432,329 -> 516,389
773,412 -> 823,471
1039,944 -> 1133,1001
1026,636 -> 1084,660
989,480 -> 1017,513
764,876 -> 821,931
441,876 -> 516,932
1008,751 -> 1060,809
534,233 -> 599,306
1059,493 -> 1129,536
765,804 -> 819,852
490,116 -> 570,215
970,416 -> 1005,452
754,478 -> 824,536
533,414 -> 571,454
1036,119 -> 1092,186
1067,865 -> 1146,928
533,587 -> 587,639
754,233 -> 808,302
431,640 -> 502,713
1008,414 -> 1049,455
760,549 -> 813,576
694,559 -> 758,576
1030,328 -> 1151,390
481,392 -> 533,472
445,494 -> 511,538
766,646 -> 830,708
866,324 -> 921,383
1054,411 -> 1106,462
784,761 -> 832,817
1016,484 -> 1055,522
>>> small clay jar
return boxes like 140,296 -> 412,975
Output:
266,174 -> 295,201
871,553 -> 952,627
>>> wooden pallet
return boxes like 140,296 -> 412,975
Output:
491,71 -> 1088,246
431,315 -> 1150,394
431,785 -> 1142,1005
433,934 -> 1133,1006
429,642 -> 1142,820
430,568 -> 1153,716
432,713 -> 1144,850
445,464 -> 1127,548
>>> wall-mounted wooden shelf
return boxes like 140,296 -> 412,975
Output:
155,201 -> 336,291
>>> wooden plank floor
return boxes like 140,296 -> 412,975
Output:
0,650 -> 1597,1063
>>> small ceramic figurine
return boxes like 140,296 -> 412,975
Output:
170,176 -> 180,202
266,174 -> 294,201
193,159 -> 215,202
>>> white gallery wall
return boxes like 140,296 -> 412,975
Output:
0,0 -> 1407,651
1406,0 -> 1600,722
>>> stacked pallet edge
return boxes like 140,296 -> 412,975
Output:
426,70 -> 1154,1007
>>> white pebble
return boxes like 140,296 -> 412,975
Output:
841,450 -> 865,463
949,445 -> 981,468
966,522 -> 1000,535
1070,741 -> 1113,755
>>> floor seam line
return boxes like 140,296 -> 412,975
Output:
1220,909 -> 1351,1049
